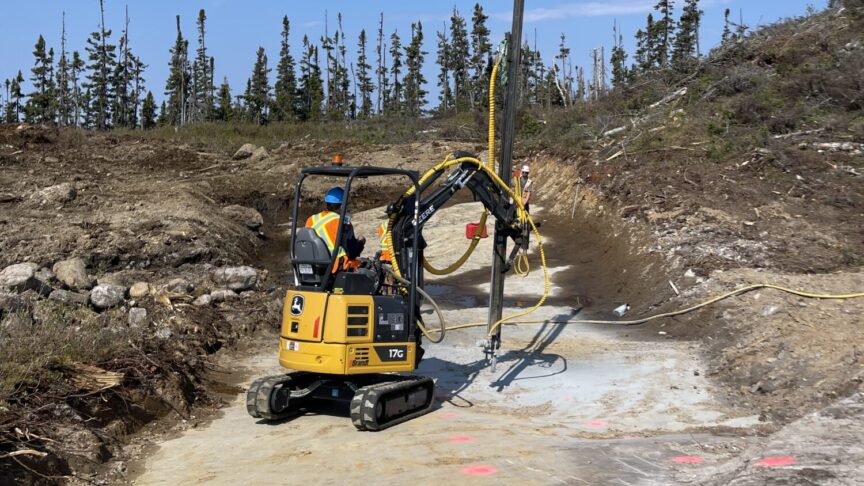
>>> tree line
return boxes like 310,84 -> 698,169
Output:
2,0 -> 749,129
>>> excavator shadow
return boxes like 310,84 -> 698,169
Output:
419,311 -> 575,407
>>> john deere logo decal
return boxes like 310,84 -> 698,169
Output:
290,295 -> 305,316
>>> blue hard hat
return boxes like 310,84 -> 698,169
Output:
324,187 -> 345,204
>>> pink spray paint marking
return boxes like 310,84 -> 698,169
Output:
582,420 -> 609,428
672,456 -> 705,464
757,456 -> 797,467
449,435 -> 477,443
438,411 -> 460,419
461,465 -> 498,476
561,396 -> 574,402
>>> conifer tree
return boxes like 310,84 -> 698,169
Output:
25,35 -> 56,124
403,22 -> 427,117
448,8 -> 470,111
2,79 -> 9,123
84,0 -> 117,129
634,14 -> 656,73
56,13 -> 73,126
216,77 -> 233,121
653,1 -> 675,67
157,100 -> 168,126
610,21 -> 628,89
387,30 -> 403,114
113,6 -> 145,128
248,47 -> 271,124
375,13 -> 388,115
555,34 -> 571,105
6,72 -> 25,123
469,3 -> 491,109
672,0 -> 702,68
436,28 -> 452,113
70,51 -> 85,125
141,91 -> 156,128
298,36 -> 324,121
336,15 -> 352,119
356,29 -> 374,119
165,15 -> 191,125
721,8 -> 733,46
191,9 -> 212,122
274,16 -> 298,121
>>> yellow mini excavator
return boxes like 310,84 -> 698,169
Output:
246,153 -> 529,430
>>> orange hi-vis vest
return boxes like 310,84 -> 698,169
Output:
378,221 -> 393,262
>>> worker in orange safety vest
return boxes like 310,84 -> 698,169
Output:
305,187 -> 366,271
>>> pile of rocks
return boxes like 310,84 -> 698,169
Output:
1,258 -> 263,328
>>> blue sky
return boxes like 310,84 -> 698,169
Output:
1,0 -> 824,106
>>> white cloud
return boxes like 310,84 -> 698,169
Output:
495,1 -> 656,23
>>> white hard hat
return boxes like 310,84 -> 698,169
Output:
521,165 -> 530,173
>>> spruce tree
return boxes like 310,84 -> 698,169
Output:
57,13 -> 72,126
141,91 -> 156,128
672,0 -> 701,69
112,6 -> 143,128
165,15 -> 191,125
157,100 -> 168,126
402,22 -> 427,117
356,29 -> 374,119
84,0 -> 117,129
469,3 -> 491,109
248,47 -> 271,124
7,72 -> 25,123
70,52 -> 85,125
634,14 -> 656,73
721,8 -> 733,46
2,79 -> 9,123
216,77 -> 233,121
388,30 -> 403,114
448,8 -> 469,111
336,14 -> 351,120
274,16 -> 298,121
610,21 -> 628,89
191,9 -> 212,122
435,28 -> 452,113
653,1 -> 675,67
555,34 -> 571,105
375,13 -> 388,115
25,35 -> 55,124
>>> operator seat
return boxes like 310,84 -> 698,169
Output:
293,227 -> 332,286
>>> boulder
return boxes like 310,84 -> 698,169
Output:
35,267 -> 55,286
0,263 -> 40,292
222,205 -> 264,230
232,143 -> 257,160
127,307 -> 148,327
29,182 -> 77,206
209,289 -> 239,303
53,258 -> 92,290
129,282 -> 153,298
212,266 -> 258,291
49,289 -> 90,306
165,278 -> 194,294
193,294 -> 212,307
90,284 -> 126,310
250,146 -> 270,161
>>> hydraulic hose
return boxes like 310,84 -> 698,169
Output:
421,52 -> 502,276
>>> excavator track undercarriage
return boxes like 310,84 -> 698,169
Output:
246,372 -> 434,430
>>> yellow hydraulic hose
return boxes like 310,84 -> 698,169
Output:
421,54 -> 502,276
442,283 -> 864,332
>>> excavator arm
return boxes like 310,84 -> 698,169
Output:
386,151 -> 526,285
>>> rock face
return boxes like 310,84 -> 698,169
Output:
222,205 -> 264,230
232,143 -> 257,160
29,182 -> 77,206
90,284 -> 126,309
0,263 -> 40,291
212,266 -> 258,291
49,289 -> 90,306
128,307 -> 148,326
53,258 -> 92,290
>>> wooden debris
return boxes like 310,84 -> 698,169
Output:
65,363 -> 123,391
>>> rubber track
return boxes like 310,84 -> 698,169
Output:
350,376 -> 434,431
246,374 -> 298,421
